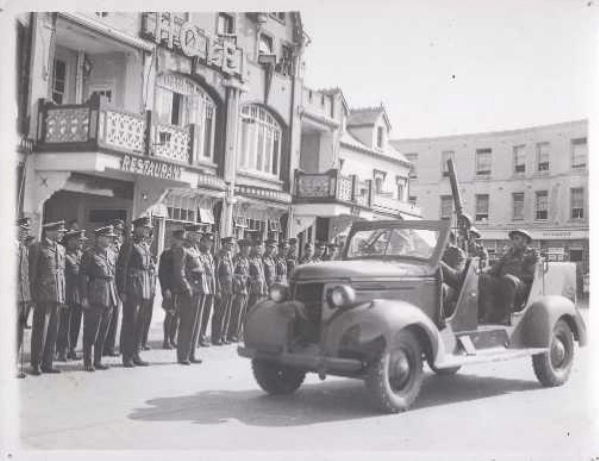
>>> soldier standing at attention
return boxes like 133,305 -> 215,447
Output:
16,218 -> 32,378
247,239 -> 267,312
198,232 -> 216,348
103,219 -> 125,357
141,229 -> 158,351
117,216 -> 153,368
228,239 -> 251,343
275,239 -> 289,285
172,224 -> 206,365
286,238 -> 298,277
299,242 -> 315,265
29,220 -> 67,375
262,238 -> 277,291
80,226 -> 119,371
159,229 -> 185,349
313,241 -> 326,263
213,236 -> 235,345
56,230 -> 87,362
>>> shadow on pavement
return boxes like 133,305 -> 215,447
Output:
129,372 -> 540,426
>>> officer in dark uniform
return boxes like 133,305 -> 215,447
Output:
213,236 -> 235,345
275,239 -> 289,284
247,239 -> 267,312
262,238 -> 277,290
56,230 -> 87,361
468,227 -> 489,269
159,229 -> 185,349
198,232 -> 216,348
16,218 -> 32,378
440,230 -> 467,313
313,241 -> 326,263
228,239 -> 251,342
299,242 -> 315,265
172,224 -> 206,365
117,216 -> 153,367
141,229 -> 158,351
287,238 -> 298,277
29,220 -> 67,375
80,225 -> 119,371
479,229 -> 538,325
103,219 -> 125,357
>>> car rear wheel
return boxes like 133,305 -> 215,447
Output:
364,330 -> 424,413
532,319 -> 574,387
252,359 -> 306,395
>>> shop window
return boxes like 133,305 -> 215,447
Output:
535,190 -> 548,220
475,194 -> 489,222
440,195 -> 453,220
52,59 -> 67,105
258,33 -> 274,55
536,142 -> 550,172
217,13 -> 235,35
571,138 -> 587,169
513,144 -> 526,173
571,187 -> 584,219
405,153 -> 418,178
569,248 -> 583,262
238,105 -> 282,177
89,88 -> 113,103
512,192 -> 524,221
441,150 -> 455,177
475,148 -> 492,176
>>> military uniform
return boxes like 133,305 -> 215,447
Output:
275,254 -> 288,285
16,218 -> 32,377
198,243 -> 216,347
158,239 -> 181,349
469,241 -> 489,269
103,225 -> 124,356
29,221 -> 67,374
117,217 -> 153,366
80,226 -> 119,371
263,253 -> 276,289
172,231 -> 207,364
479,230 -> 538,324
248,253 -> 267,310
141,254 -> 158,350
228,248 -> 250,342
213,242 -> 234,344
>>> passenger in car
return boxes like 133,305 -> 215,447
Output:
479,229 -> 538,325
440,231 -> 466,314
468,227 -> 489,269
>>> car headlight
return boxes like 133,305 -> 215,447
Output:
269,283 -> 289,303
328,284 -> 356,308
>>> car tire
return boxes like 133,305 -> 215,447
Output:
430,364 -> 461,376
364,329 -> 424,413
532,319 -> 575,387
251,359 -> 306,395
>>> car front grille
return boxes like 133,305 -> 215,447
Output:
293,282 -> 324,321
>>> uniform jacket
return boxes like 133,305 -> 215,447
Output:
117,238 -> 153,300
172,242 -> 207,295
488,246 -> 538,285
29,238 -> 66,304
275,255 -> 288,285
200,249 -> 216,295
232,255 -> 250,295
469,242 -> 489,267
158,247 -> 175,295
286,253 -> 297,276
262,254 -> 276,288
80,246 -> 119,309
65,249 -> 83,305
149,255 -> 158,298
442,245 -> 466,272
249,255 -> 266,295
216,251 -> 234,295
17,241 -> 31,304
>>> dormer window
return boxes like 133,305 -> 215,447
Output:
376,126 -> 384,149
259,33 -> 274,55
217,13 -> 235,35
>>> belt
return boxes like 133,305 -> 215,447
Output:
92,276 -> 114,281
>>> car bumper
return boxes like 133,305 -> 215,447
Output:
237,346 -> 364,374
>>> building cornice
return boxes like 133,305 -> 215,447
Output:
340,138 -> 411,169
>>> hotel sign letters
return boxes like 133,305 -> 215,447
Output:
121,155 -> 182,180
141,12 -> 243,77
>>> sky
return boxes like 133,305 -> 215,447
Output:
299,0 -> 599,138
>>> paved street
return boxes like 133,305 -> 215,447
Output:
12,307 -> 596,459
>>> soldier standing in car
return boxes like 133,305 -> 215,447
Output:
103,219 -> 125,357
16,218 -> 32,378
262,238 -> 277,291
56,230 -> 87,361
299,242 -> 315,265
117,216 -> 153,367
197,232 -> 216,348
159,229 -> 185,349
80,225 -> 119,371
275,239 -> 289,285
228,239 -> 251,343
29,220 -> 67,375
172,224 -> 206,365
213,236 -> 235,345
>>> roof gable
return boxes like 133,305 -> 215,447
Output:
347,105 -> 392,131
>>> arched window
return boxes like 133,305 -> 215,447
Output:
155,74 -> 216,162
238,105 -> 282,177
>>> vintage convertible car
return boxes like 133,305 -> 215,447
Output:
238,219 -> 587,413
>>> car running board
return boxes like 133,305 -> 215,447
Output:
455,326 -> 516,355
435,346 -> 548,369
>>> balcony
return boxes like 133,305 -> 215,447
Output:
36,95 -> 198,166
294,169 -> 372,207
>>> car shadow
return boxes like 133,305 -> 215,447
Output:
129,372 -> 541,427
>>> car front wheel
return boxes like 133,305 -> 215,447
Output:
532,319 -> 575,387
364,330 -> 424,413
252,359 -> 306,395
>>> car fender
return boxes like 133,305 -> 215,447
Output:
243,299 -> 296,351
511,295 -> 587,348
324,299 -> 444,364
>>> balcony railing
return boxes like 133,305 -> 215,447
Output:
294,169 -> 373,208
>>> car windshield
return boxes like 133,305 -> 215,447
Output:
346,227 -> 440,261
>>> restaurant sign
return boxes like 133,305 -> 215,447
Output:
121,155 -> 182,180
141,12 -> 243,77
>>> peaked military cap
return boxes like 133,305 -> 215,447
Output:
95,225 -> 117,237
172,229 -> 186,239
17,217 -> 31,230
43,220 -> 67,232
288,238 -> 297,245
132,216 -> 153,228
327,241 -> 340,249
184,223 -> 204,232
108,219 -> 125,230
221,236 -> 235,245
509,229 -> 532,243
201,232 -> 215,241
61,230 -> 87,245
237,238 -> 252,248
315,241 -> 326,249
265,237 -> 278,246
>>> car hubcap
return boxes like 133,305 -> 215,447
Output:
551,337 -> 567,369
389,349 -> 411,391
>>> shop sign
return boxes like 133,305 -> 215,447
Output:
141,12 -> 243,77
542,231 -> 571,238
121,155 -> 182,180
